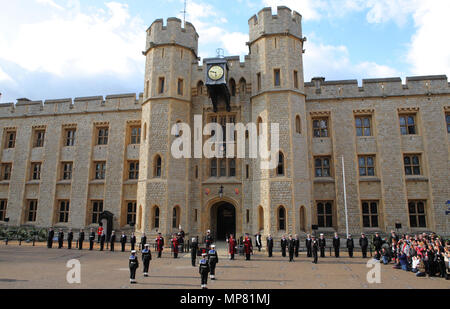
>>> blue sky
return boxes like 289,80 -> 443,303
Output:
0,0 -> 449,103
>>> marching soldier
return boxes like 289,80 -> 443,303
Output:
142,244 -> 152,277
130,233 -> 136,251
129,250 -> 139,284
171,233 -> 179,258
205,230 -> 213,250
47,228 -> 54,249
266,234 -> 274,257
155,233 -> 164,258
319,234 -> 326,258
100,230 -> 106,251
67,229 -> 73,249
305,234 -> 312,257
312,235 -> 319,264
288,235 -> 295,262
243,234 -> 253,261
110,231 -> 116,252
208,244 -> 219,280
199,253 -> 210,289
191,237 -> 199,266
347,234 -> 354,258
294,234 -> 300,258
140,233 -> 147,251
89,228 -> 95,250
359,233 -> 369,258
58,229 -> 64,249
280,235 -> 287,257
78,229 -> 85,250
333,232 -> 340,258
228,234 -> 236,260
255,232 -> 262,252
120,232 -> 127,252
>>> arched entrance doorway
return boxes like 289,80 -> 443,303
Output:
210,202 -> 236,240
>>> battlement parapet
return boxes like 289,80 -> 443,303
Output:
248,6 -> 302,43
0,93 -> 141,119
305,75 -> 450,100
146,18 -> 199,55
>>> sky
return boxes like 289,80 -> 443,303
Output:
0,0 -> 449,103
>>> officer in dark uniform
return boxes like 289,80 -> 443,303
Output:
208,244 -> 219,280
319,233 -> 326,258
199,253 -> 210,289
333,232 -> 340,258
67,229 -> 73,249
78,229 -> 85,250
129,250 -> 139,284
47,228 -> 54,248
58,229 -> 64,249
373,232 -> 383,259
205,230 -> 213,250
120,232 -> 127,252
288,235 -> 295,262
255,232 -> 262,252
130,233 -> 136,251
140,233 -> 147,251
266,234 -> 274,257
141,244 -> 152,277
191,237 -> 198,267
294,234 -> 300,258
312,235 -> 319,264
110,231 -> 116,252
155,233 -> 164,258
280,235 -> 287,257
89,228 -> 95,250
347,234 -> 354,257
359,233 -> 369,258
305,234 -> 312,257
100,231 -> 106,251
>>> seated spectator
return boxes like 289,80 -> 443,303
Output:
415,256 -> 426,277
381,248 -> 390,265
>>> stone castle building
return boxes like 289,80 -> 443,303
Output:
0,6 -> 449,241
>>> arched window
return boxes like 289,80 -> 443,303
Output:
300,206 -> 306,232
258,206 -> 264,231
239,78 -> 246,97
154,155 -> 162,178
197,81 -> 204,96
278,206 -> 286,230
153,206 -> 160,229
229,79 -> 236,96
277,152 -> 285,176
172,206 -> 180,228
295,115 -> 301,134
257,117 -> 263,136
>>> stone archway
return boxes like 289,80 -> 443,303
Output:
210,201 -> 236,240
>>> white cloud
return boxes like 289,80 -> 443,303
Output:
0,66 -> 13,83
35,0 -> 64,10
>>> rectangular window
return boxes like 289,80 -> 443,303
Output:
355,116 -> 372,137
177,79 -> 184,95
294,71 -> 298,89
1,163 -> 12,181
229,159 -> 236,177
404,154 -> 421,176
65,129 -> 76,146
34,130 -> 45,148
0,199 -> 7,221
408,200 -> 426,228
127,201 -> 137,225
210,159 -> 217,177
27,200 -> 38,222
246,164 -> 249,179
61,162 -> 73,180
31,162 -> 41,180
58,200 -> 70,223
5,131 -> 16,148
130,126 -> 141,145
94,161 -> 106,180
399,114 -> 417,135
274,69 -> 280,87
159,77 -> 165,94
314,156 -> 331,177
96,127 -> 109,145
362,201 -> 379,228
194,209 -> 198,222
219,159 -> 226,177
128,161 -> 139,180
317,201 -> 333,228
257,73 -> 261,91
358,155 -> 375,176
91,200 -> 103,224
312,118 -> 329,138
246,209 -> 250,224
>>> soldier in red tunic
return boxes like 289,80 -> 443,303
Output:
243,234 -> 253,261
155,233 -> 164,258
171,234 -> 179,258
228,234 -> 237,260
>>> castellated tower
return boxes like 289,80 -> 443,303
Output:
137,18 -> 199,238
248,7 -> 311,237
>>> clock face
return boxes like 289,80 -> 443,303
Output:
208,65 -> 224,81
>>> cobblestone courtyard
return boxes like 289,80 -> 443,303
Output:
0,242 -> 448,289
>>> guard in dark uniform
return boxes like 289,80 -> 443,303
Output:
155,233 -> 164,258
347,234 -> 354,258
288,235 -> 295,262
140,233 -> 147,251
58,229 -> 64,249
333,232 -> 340,258
78,229 -> 85,250
305,234 -> 312,257
359,233 -> 368,258
130,233 -> 136,251
255,232 -> 262,252
205,230 -> 213,250
191,237 -> 199,266
266,234 -> 274,257
47,228 -> 54,248
89,228 -> 95,250
110,231 -> 116,252
199,253 -> 210,289
208,244 -> 219,280
294,234 -> 300,258
373,232 -> 383,259
120,232 -> 127,252
319,234 -> 326,258
67,229 -> 73,249
280,235 -> 287,257
129,250 -> 139,284
312,236 -> 319,264
141,244 -> 152,277
100,231 -> 106,251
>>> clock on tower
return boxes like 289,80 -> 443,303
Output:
205,58 -> 230,112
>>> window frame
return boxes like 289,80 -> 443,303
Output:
399,114 -> 418,135
355,116 -> 372,137
128,161 -> 139,180
312,117 -> 329,138
27,199 -> 38,222
61,162 -> 73,180
94,161 -> 106,180
33,130 -> 46,148
91,200 -> 103,224
58,200 -> 70,223
358,155 -> 376,177
314,156 -> 332,178
126,201 -> 137,225
317,201 -> 333,228
362,200 -> 379,228
403,154 -> 422,176
408,200 -> 427,228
